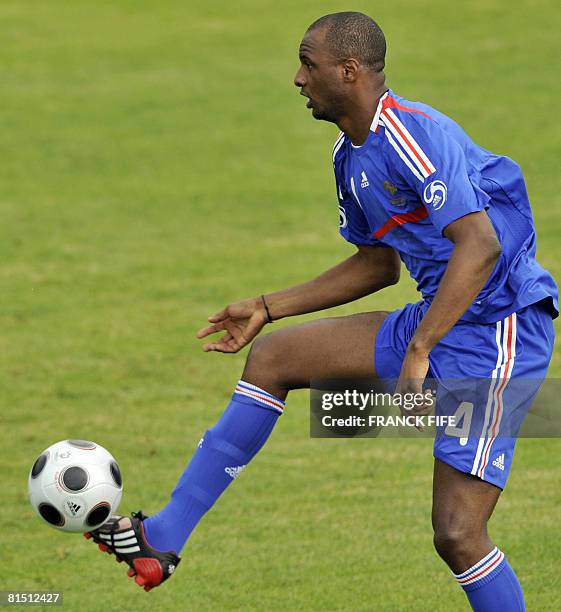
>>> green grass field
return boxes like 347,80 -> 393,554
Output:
2,1 -> 560,610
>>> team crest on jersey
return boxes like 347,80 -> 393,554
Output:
423,180 -> 447,211
383,180 -> 398,195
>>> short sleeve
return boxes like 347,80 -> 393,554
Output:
382,111 -> 488,234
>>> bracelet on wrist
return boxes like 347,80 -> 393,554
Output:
261,294 -> 273,323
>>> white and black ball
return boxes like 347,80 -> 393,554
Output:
28,440 -> 122,533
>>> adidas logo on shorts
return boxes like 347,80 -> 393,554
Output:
225,465 -> 246,479
492,453 -> 505,471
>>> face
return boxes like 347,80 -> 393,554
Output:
294,28 -> 348,123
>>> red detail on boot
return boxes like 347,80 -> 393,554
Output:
98,543 -> 108,552
84,532 -> 92,539
132,558 -> 164,587
127,568 -> 135,578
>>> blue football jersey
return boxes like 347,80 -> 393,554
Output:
334,89 -> 558,323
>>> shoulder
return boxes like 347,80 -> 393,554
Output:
378,94 -> 439,181
379,91 -> 472,158
380,92 -> 444,132
379,93 -> 443,150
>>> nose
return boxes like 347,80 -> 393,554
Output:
294,66 -> 305,88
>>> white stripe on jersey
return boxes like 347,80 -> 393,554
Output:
380,112 -> 433,180
332,132 -> 345,162
349,176 -> 364,210
381,122 -> 424,182
383,108 -> 436,175
370,91 -> 390,131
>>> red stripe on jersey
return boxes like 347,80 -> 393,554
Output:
373,206 -> 428,239
381,110 -> 434,177
381,95 -> 433,120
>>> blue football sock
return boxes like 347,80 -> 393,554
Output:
454,547 -> 525,611
143,380 -> 284,554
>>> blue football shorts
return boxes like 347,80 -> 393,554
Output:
374,299 -> 555,489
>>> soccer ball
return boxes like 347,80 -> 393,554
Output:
28,439 -> 122,533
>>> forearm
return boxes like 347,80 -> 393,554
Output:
264,247 -> 400,320
410,237 -> 501,354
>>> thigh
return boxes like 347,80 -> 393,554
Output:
432,459 -> 502,572
432,458 -> 501,531
243,310 -> 389,394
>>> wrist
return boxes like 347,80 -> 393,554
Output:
260,294 -> 273,323
407,338 -> 431,357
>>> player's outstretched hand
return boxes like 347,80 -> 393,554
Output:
196,297 -> 269,353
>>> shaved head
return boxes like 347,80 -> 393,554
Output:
294,12 -> 388,138
307,12 -> 386,72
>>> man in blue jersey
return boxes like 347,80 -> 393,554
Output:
86,11 -> 557,610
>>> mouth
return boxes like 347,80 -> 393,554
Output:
300,91 -> 313,108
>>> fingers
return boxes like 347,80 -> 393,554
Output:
197,317 -> 255,352
202,342 -> 237,353
202,332 -> 242,353
397,404 -> 426,432
394,383 -> 432,432
201,317 -> 264,353
198,303 -> 265,353
222,313 -> 265,347
402,401 -> 432,431
196,321 -> 226,339
207,307 -> 228,323
197,307 -> 229,340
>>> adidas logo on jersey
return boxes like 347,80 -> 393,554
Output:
225,465 -> 246,479
360,171 -> 369,188
492,453 -> 505,471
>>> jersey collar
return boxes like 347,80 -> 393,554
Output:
371,90 -> 390,133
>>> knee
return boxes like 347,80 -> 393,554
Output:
433,524 -> 470,562
243,332 -> 285,384
433,518 -> 485,567
246,333 -> 280,368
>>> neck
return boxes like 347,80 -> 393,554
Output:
337,83 -> 387,146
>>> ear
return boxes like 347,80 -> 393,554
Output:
342,58 -> 360,83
